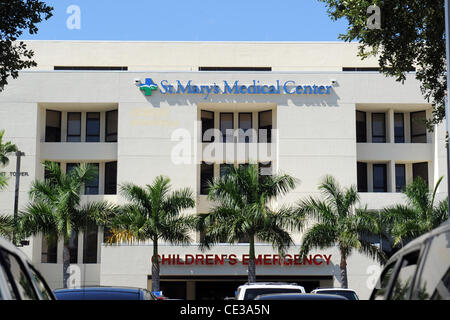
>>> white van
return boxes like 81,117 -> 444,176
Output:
235,282 -> 306,300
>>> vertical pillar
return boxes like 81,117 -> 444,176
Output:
389,160 -> 396,193
388,109 -> 395,143
186,281 -> 196,300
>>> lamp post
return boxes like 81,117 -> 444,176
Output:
12,151 -> 25,246
445,0 -> 450,219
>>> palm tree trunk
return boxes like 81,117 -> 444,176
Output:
248,234 -> 256,283
63,241 -> 70,288
339,252 -> 348,289
151,239 -> 160,293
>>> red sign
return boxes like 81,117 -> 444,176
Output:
156,254 -> 332,266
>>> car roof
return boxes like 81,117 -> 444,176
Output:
239,282 -> 302,287
312,288 -> 357,292
255,293 -> 348,300
54,286 -> 143,293
388,220 -> 450,263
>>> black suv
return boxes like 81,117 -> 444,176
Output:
370,221 -> 450,300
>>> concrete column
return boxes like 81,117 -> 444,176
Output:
77,231 -> 83,264
61,112 -> 67,142
404,112 -> 411,143
98,162 -> 105,195
80,112 -> 86,143
388,109 -> 395,143
366,112 -> 372,143
367,163 -> 373,192
389,161 -> 396,192
406,163 -> 413,186
100,111 -> 106,142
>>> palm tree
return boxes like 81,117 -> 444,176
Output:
201,164 -> 297,283
18,161 -> 116,288
382,176 -> 448,248
0,129 -> 18,166
105,176 -> 196,293
0,214 -> 14,238
296,175 -> 385,288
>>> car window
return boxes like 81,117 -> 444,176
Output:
244,288 -> 303,300
390,250 -> 420,300
415,231 -> 450,300
316,290 -> 358,300
1,251 -> 37,300
28,265 -> 53,300
372,262 -> 397,300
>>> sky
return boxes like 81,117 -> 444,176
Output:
19,0 -> 350,41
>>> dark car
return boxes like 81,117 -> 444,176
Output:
0,236 -> 55,300
54,286 -> 157,300
254,293 -> 348,300
370,221 -> 450,300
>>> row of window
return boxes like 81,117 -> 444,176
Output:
45,110 -> 118,143
45,162 -> 117,195
356,110 -> 427,143
357,161 -> 428,193
201,110 -> 272,143
41,224 -> 99,264
200,162 -> 272,195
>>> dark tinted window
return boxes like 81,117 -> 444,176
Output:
68,231 -> 78,264
54,290 -> 139,300
413,162 -> 428,187
66,163 -> 79,174
395,164 -> 406,192
356,111 -> 366,142
238,113 -> 252,143
357,162 -> 368,192
201,110 -> 215,142
83,223 -> 98,264
67,112 -> 81,142
105,161 -> 117,195
85,163 -> 99,195
200,162 -> 214,195
220,113 -> 234,143
416,231 -> 450,300
106,110 -> 118,142
373,164 -> 387,192
28,266 -> 53,300
372,113 -> 386,143
390,251 -> 420,300
244,288 -> 303,300
41,234 -> 57,263
45,110 -> 61,142
394,113 -> 405,143
86,112 -> 100,142
372,262 -> 397,300
258,110 -> 272,143
259,161 -> 272,176
220,164 -> 234,178
411,111 -> 427,143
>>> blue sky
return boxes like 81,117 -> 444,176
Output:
19,0 -> 349,41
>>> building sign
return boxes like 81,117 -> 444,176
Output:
0,171 -> 29,177
157,254 -> 332,266
138,78 -> 333,99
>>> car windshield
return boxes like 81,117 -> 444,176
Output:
316,290 -> 358,300
244,288 -> 303,300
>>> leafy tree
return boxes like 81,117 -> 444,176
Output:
18,161 -> 116,288
319,0 -> 445,127
0,0 -> 53,91
0,214 -> 13,238
105,176 -> 196,293
200,164 -> 297,283
297,175 -> 385,288
382,176 -> 448,248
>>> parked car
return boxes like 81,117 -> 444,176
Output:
370,221 -> 450,300
235,282 -> 306,300
53,286 -> 157,300
311,288 -> 359,300
0,236 -> 55,300
255,293 -> 348,300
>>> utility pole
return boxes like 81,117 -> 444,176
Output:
445,0 -> 450,219
12,151 -> 25,246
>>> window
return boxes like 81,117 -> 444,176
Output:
67,112 -> 81,142
391,251 -> 420,300
411,111 -> 427,143
86,112 -> 100,142
54,66 -> 128,71
66,163 -> 79,174
83,223 -> 98,264
356,111 -> 367,142
258,110 -> 272,143
45,110 -> 61,142
200,162 -> 214,195
220,113 -> 234,143
85,163 -> 99,195
372,262 -> 397,300
1,250 -> 37,300
44,162 -> 60,184
415,231 -> 450,300
357,162 -> 368,192
238,113 -> 252,143
106,110 -> 118,142
105,161 -> 117,195
41,234 -> 57,263
220,164 -> 234,178
259,162 -> 272,176
395,164 -> 406,192
68,231 -> 78,264
372,113 -> 386,143
199,67 -> 271,72
28,266 -> 53,300
373,164 -> 387,192
413,162 -> 428,187
201,110 -> 215,142
394,113 -> 405,143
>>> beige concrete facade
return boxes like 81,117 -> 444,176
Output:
0,41 -> 445,299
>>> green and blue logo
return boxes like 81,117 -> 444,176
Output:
139,78 -> 158,96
